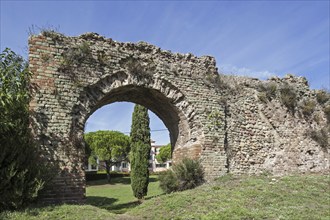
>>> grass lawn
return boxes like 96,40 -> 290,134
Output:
86,175 -> 163,214
1,174 -> 329,220
0,175 -> 162,220
129,174 -> 330,220
0,204 -> 117,220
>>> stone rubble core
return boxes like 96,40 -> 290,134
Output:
29,32 -> 329,203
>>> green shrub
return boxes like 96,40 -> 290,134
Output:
158,170 -> 178,194
62,41 -> 92,68
280,84 -> 297,114
316,90 -> 329,105
205,74 -> 229,91
125,57 -> 155,79
313,113 -> 322,124
174,158 -> 204,190
0,49 -> 46,211
258,92 -> 268,103
86,172 -> 130,181
258,82 -> 277,102
324,105 -> 330,124
310,127 -> 329,150
158,158 -> 204,193
301,99 -> 316,118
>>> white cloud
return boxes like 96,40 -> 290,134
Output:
219,64 -> 278,79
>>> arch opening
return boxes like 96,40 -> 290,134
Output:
84,101 -> 172,174
80,84 -> 191,154
84,101 -> 171,147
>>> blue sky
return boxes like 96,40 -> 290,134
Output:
1,1 -> 329,145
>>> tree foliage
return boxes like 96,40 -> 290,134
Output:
84,130 -> 130,182
130,104 -> 151,200
0,48 -> 45,210
156,143 -> 172,163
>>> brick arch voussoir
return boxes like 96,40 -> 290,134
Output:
70,71 -> 204,161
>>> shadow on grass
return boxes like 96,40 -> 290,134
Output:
145,192 -> 166,200
87,196 -> 118,207
104,201 -> 140,214
86,176 -> 161,214
86,196 -> 140,214
86,177 -> 130,186
87,176 -> 158,186
87,196 -> 163,214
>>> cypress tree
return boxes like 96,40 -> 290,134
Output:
130,104 -> 151,200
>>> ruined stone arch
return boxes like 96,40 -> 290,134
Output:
29,32 -> 227,203
28,32 -> 329,204
72,70 -> 205,160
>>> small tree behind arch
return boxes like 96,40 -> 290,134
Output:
84,130 -> 131,183
156,143 -> 171,163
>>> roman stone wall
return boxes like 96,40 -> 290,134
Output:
222,75 -> 329,175
28,32 -> 329,203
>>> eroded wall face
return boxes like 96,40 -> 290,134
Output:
29,33 -> 227,203
223,75 -> 329,175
